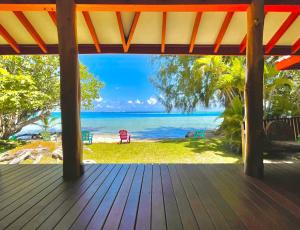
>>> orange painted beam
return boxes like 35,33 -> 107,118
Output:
0,24 -> 20,53
276,56 -> 300,70
14,11 -> 47,53
115,12 -> 127,52
48,11 -> 57,26
161,12 -> 167,53
1,3 -> 300,13
239,35 -> 247,53
291,38 -> 300,54
265,12 -> 299,54
125,12 -> 140,52
213,12 -> 234,53
189,12 -> 202,53
82,11 -> 101,53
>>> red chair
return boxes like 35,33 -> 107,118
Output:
119,130 -> 131,144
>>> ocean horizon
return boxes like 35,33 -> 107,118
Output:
19,111 -> 223,139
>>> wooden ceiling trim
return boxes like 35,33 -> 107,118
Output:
82,11 -> 101,53
161,12 -> 167,53
48,11 -> 57,26
239,35 -> 247,53
265,12 -> 299,54
125,12 -> 140,52
291,38 -> 300,54
115,12 -> 127,52
0,24 -> 20,53
276,55 -> 300,70
189,12 -> 202,53
213,11 -> 234,53
13,11 -> 47,53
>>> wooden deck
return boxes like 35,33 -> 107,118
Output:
0,164 -> 299,230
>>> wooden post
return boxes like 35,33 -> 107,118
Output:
244,0 -> 265,178
56,0 -> 83,179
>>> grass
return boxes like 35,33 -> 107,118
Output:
0,137 -> 242,164
84,138 -> 242,163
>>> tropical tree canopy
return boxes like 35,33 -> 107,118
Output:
0,55 -> 104,139
151,55 -> 300,151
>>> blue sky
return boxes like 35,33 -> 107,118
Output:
79,54 -> 163,112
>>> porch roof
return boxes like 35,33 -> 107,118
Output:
0,1 -> 299,63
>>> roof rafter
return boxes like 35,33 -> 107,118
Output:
275,55 -> 300,70
265,12 -> 299,54
48,11 -> 56,26
239,35 -> 247,53
116,12 -> 140,53
13,11 -> 47,53
161,12 -> 167,53
214,11 -> 234,53
0,24 -> 20,53
291,38 -> 300,54
82,11 -> 101,53
189,12 -> 202,53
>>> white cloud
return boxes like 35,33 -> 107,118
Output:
95,97 -> 103,103
128,100 -> 133,104
147,97 -> 157,105
135,99 -> 143,104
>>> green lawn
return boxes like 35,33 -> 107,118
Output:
1,138 -> 242,164
83,138 -> 241,164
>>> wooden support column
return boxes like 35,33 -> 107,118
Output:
56,0 -> 83,179
244,0 -> 264,178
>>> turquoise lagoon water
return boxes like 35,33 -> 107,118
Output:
19,112 -> 223,139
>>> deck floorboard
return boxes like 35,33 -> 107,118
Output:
0,163 -> 299,230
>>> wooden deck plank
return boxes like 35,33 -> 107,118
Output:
4,165 -> 94,230
86,164 -> 131,230
151,164 -> 166,230
161,165 -> 183,230
168,165 -> 199,230
103,165 -> 138,230
0,169 -> 63,229
0,165 -> 60,209
64,164 -> 119,230
40,164 -> 117,230
0,165 -> 58,202
0,164 -> 299,230
135,165 -> 152,230
118,165 -> 144,230
175,165 -> 215,230
183,165 -> 231,230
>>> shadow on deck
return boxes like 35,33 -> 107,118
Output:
0,163 -> 299,229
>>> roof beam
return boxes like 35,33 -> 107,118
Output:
189,12 -> 202,53
265,12 -> 299,54
125,12 -> 140,52
239,35 -> 247,53
214,12 -> 234,53
82,11 -> 101,53
0,24 -> 20,53
161,12 -> 167,53
13,11 -> 47,53
48,11 -> 57,26
1,2 -> 300,12
291,38 -> 300,54
275,56 -> 300,70
116,12 -> 140,53
115,12 -> 127,52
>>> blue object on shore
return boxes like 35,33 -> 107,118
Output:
193,129 -> 206,139
82,131 -> 93,144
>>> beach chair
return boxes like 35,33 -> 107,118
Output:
119,130 -> 131,144
82,131 -> 93,144
193,129 -> 206,139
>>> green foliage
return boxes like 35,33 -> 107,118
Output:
152,55 -> 300,152
0,55 -> 103,139
218,97 -> 244,152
